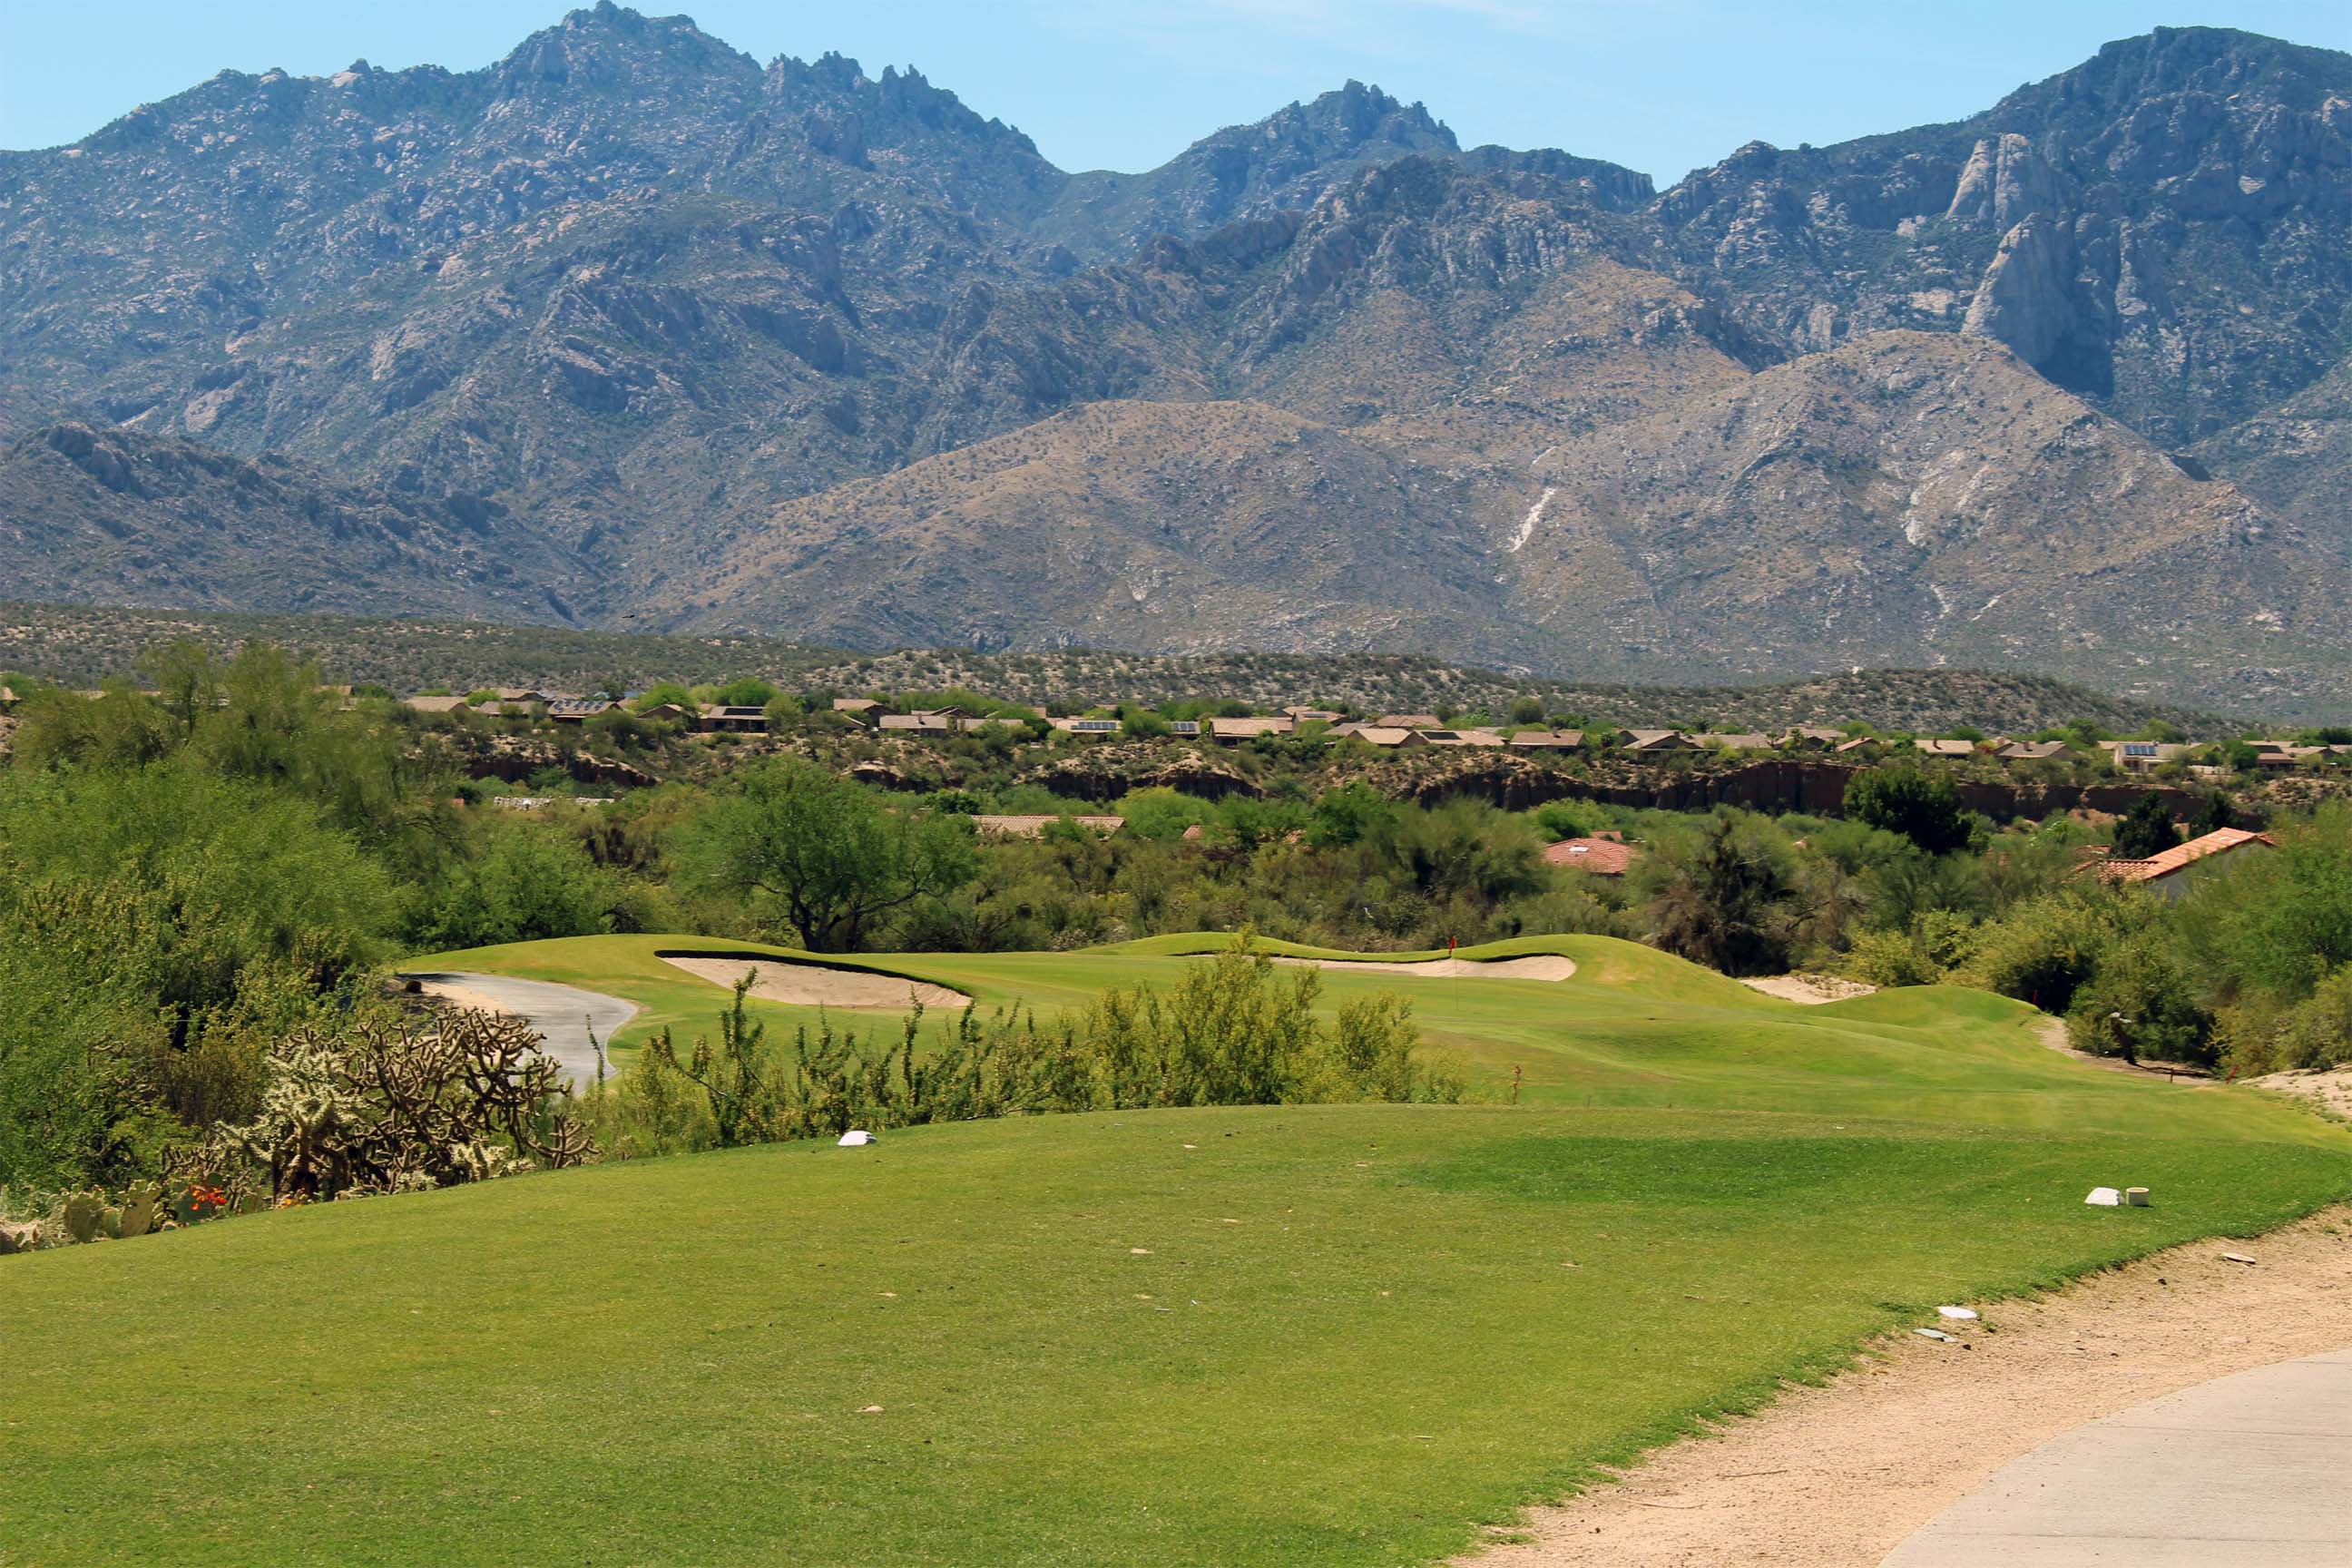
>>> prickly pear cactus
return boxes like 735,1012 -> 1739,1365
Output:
61,1191 -> 103,1244
117,1186 -> 158,1240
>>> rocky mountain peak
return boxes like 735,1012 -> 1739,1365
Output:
1271,81 -> 1457,155
493,5 -> 759,95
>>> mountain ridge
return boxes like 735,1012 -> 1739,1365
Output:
3,9 -> 2347,710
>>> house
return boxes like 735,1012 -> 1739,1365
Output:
547,699 -> 622,722
879,713 -> 953,735
402,694 -> 471,715
2102,740 -> 2193,773
1509,730 -> 1584,750
1998,740 -> 2071,761
972,814 -> 1127,839
698,704 -> 771,734
490,687 -> 554,705
636,702 -> 693,725
1377,713 -> 1442,730
832,699 -> 889,720
1284,707 -> 1344,724
1051,716 -> 1124,737
1619,729 -> 1698,752
1694,731 -> 1773,751
2089,828 -> 2277,900
1343,726 -> 1426,749
1208,716 -> 1295,743
1419,728 -> 1505,747
1788,726 -> 1847,750
1168,720 -> 1202,738
1542,836 -> 1637,876
1912,739 -> 1978,758
1835,736 -> 1878,754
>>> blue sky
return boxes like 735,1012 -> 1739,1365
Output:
5,3 -> 2347,181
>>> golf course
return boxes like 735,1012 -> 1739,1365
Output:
10,933 -> 2350,1566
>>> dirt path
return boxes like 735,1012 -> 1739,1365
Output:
2033,1014 -> 2213,1084
1269,955 -> 1577,982
1454,1207 -> 2352,1568
659,954 -> 968,1011
1738,974 -> 1877,1004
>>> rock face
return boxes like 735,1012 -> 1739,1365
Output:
1962,213 -> 2077,368
0,10 -> 2348,709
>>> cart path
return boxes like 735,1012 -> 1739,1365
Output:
1882,1347 -> 2352,1566
404,971 -> 640,1089
1454,1208 -> 2352,1568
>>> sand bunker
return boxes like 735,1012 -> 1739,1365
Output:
1739,974 -> 1878,1004
1269,954 -> 1576,982
660,954 -> 968,1011
2247,1066 -> 2351,1117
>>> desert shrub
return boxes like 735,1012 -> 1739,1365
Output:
1957,891 -> 2123,1014
1841,911 -> 1973,988
1533,800 -> 1593,842
612,936 -> 1457,1154
2065,926 -> 2213,1065
2245,965 -> 2352,1072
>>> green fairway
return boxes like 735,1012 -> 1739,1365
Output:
9,935 -> 2349,1566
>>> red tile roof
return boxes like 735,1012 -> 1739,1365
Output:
2092,827 -> 2276,884
1542,837 -> 1637,875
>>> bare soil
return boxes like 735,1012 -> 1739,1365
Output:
660,954 -> 968,1011
1455,1207 -> 2352,1568
1737,974 -> 1877,1005
1269,955 -> 1578,982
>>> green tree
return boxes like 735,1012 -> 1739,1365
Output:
2192,789 -> 2233,837
1308,781 -> 1395,848
1844,768 -> 1984,856
678,759 -> 977,950
714,677 -> 779,709
1643,814 -> 1799,976
2112,793 -> 2181,860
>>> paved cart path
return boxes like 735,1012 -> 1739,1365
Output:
1881,1348 -> 2352,1567
404,971 -> 640,1089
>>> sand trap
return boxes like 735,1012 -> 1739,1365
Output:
2249,1065 -> 2352,1120
1739,974 -> 1877,1004
660,954 -> 968,1011
1455,1205 -> 2352,1568
1269,954 -> 1576,982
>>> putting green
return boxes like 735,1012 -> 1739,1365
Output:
8,935 -> 2347,1567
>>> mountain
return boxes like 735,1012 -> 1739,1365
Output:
2,8 -> 2348,709
0,422 -> 587,619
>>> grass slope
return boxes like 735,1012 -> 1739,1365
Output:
10,936 -> 2348,1566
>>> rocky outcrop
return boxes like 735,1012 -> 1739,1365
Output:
1962,212 -> 2077,368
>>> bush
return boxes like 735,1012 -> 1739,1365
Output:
609,936 -> 1460,1156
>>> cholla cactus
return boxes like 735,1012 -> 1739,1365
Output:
191,1008 -> 595,1203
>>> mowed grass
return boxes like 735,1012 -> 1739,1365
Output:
8,936 -> 2349,1566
